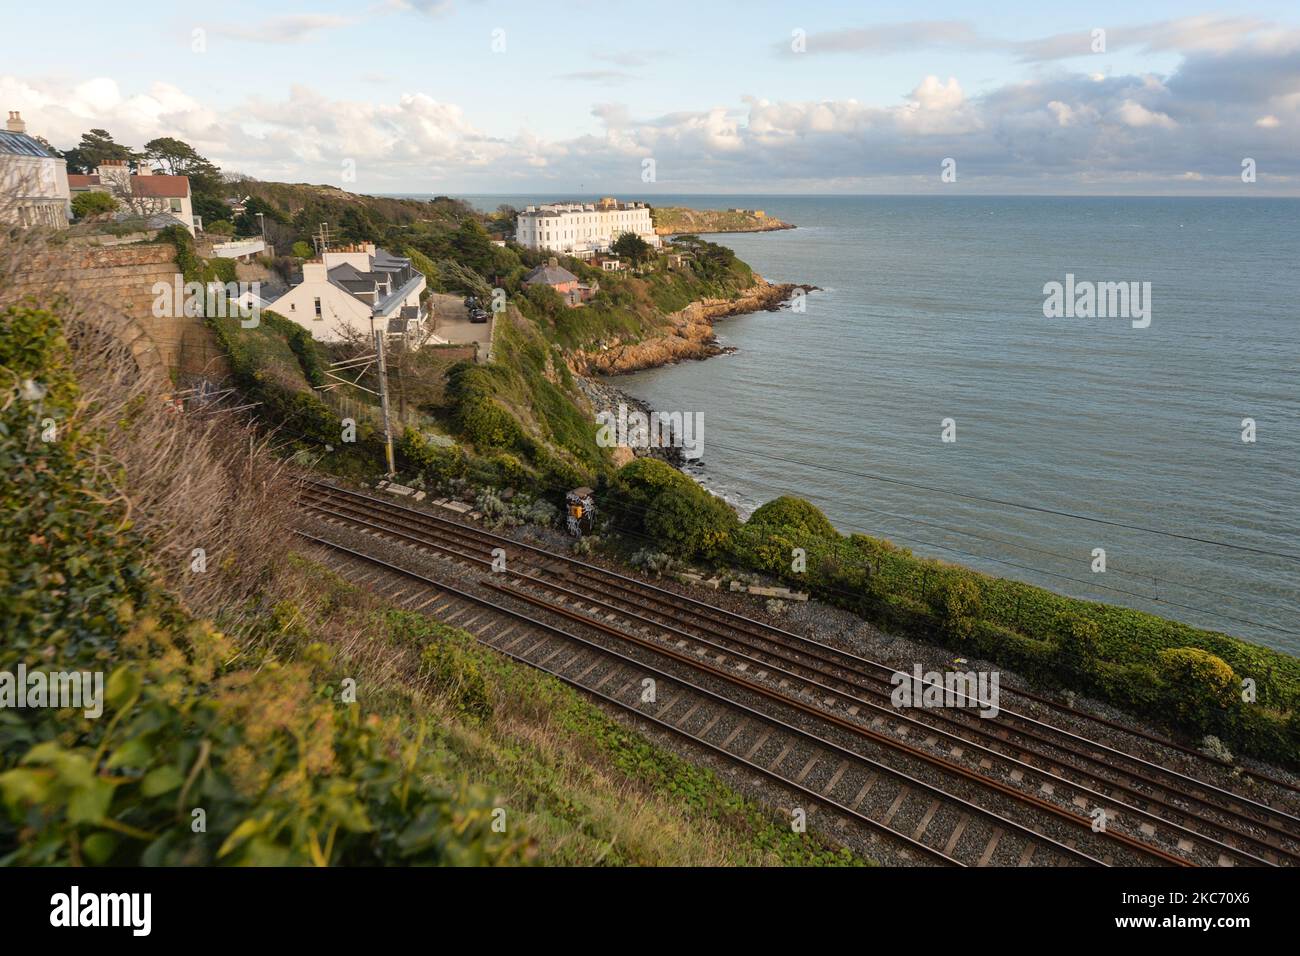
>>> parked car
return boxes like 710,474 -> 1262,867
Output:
469,308 -> 489,324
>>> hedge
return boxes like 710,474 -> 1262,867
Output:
725,494 -> 1300,767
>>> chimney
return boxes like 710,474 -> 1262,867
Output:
136,165 -> 153,176
97,161 -> 133,193
6,111 -> 26,134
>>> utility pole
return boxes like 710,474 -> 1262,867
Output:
374,328 -> 396,476
314,330 -> 395,477
313,222 -> 332,256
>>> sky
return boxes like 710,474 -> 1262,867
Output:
4,1 -> 1300,194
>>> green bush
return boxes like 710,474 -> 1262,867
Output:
1054,612 -> 1102,680
71,191 -> 117,218
1155,647 -> 1239,732
928,574 -> 982,638
608,458 -> 698,530
747,495 -> 838,541
420,635 -> 493,724
644,487 -> 739,561
399,429 -> 467,484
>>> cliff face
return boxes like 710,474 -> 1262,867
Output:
567,276 -> 800,376
651,207 -> 794,236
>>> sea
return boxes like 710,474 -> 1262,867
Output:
452,194 -> 1299,653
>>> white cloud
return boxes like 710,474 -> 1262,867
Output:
5,30 -> 1298,194
1113,99 -> 1177,129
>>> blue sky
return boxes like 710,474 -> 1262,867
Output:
5,1 -> 1300,193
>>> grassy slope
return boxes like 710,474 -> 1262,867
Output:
283,559 -> 862,866
0,296 -> 861,866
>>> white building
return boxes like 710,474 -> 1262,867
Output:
515,197 -> 661,258
68,161 -> 197,235
269,243 -> 435,345
0,111 -> 71,229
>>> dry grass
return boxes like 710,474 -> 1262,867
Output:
1,184 -> 297,620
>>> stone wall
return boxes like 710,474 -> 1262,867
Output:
16,242 -> 231,382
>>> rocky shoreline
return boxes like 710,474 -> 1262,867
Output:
575,276 -> 812,473
567,275 -> 814,376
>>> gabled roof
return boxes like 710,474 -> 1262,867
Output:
524,262 -> 578,286
0,130 -> 58,158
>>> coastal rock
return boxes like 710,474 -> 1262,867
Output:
568,276 -> 811,376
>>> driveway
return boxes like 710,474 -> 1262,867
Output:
428,292 -> 492,361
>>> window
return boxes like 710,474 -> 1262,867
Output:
169,198 -> 182,212
313,297 -> 322,320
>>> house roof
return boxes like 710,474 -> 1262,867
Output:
67,172 -> 189,198
0,130 -> 60,158
132,176 -> 190,199
523,262 -> 578,286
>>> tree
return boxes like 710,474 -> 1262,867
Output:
193,194 -> 230,230
142,137 -> 222,196
291,241 -> 314,258
235,197 -> 285,237
611,231 -> 652,264
450,219 -> 496,275
32,135 -> 61,157
62,129 -> 136,174
338,206 -> 379,244
71,191 -> 118,219
205,220 -> 236,237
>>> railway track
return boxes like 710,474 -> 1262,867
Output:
295,478 -> 1300,867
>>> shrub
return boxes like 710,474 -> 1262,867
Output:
399,430 -> 467,485
523,498 -> 558,528
420,633 -> 493,723
0,302 -> 523,865
644,488 -> 739,561
608,458 -> 698,532
71,190 -> 118,218
1053,612 -> 1102,680
291,241 -> 314,258
488,451 -> 529,487
747,495 -> 838,541
205,220 -> 236,237
1156,647 -> 1239,732
928,574 -> 982,639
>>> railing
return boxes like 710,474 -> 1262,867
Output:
207,237 -> 266,258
